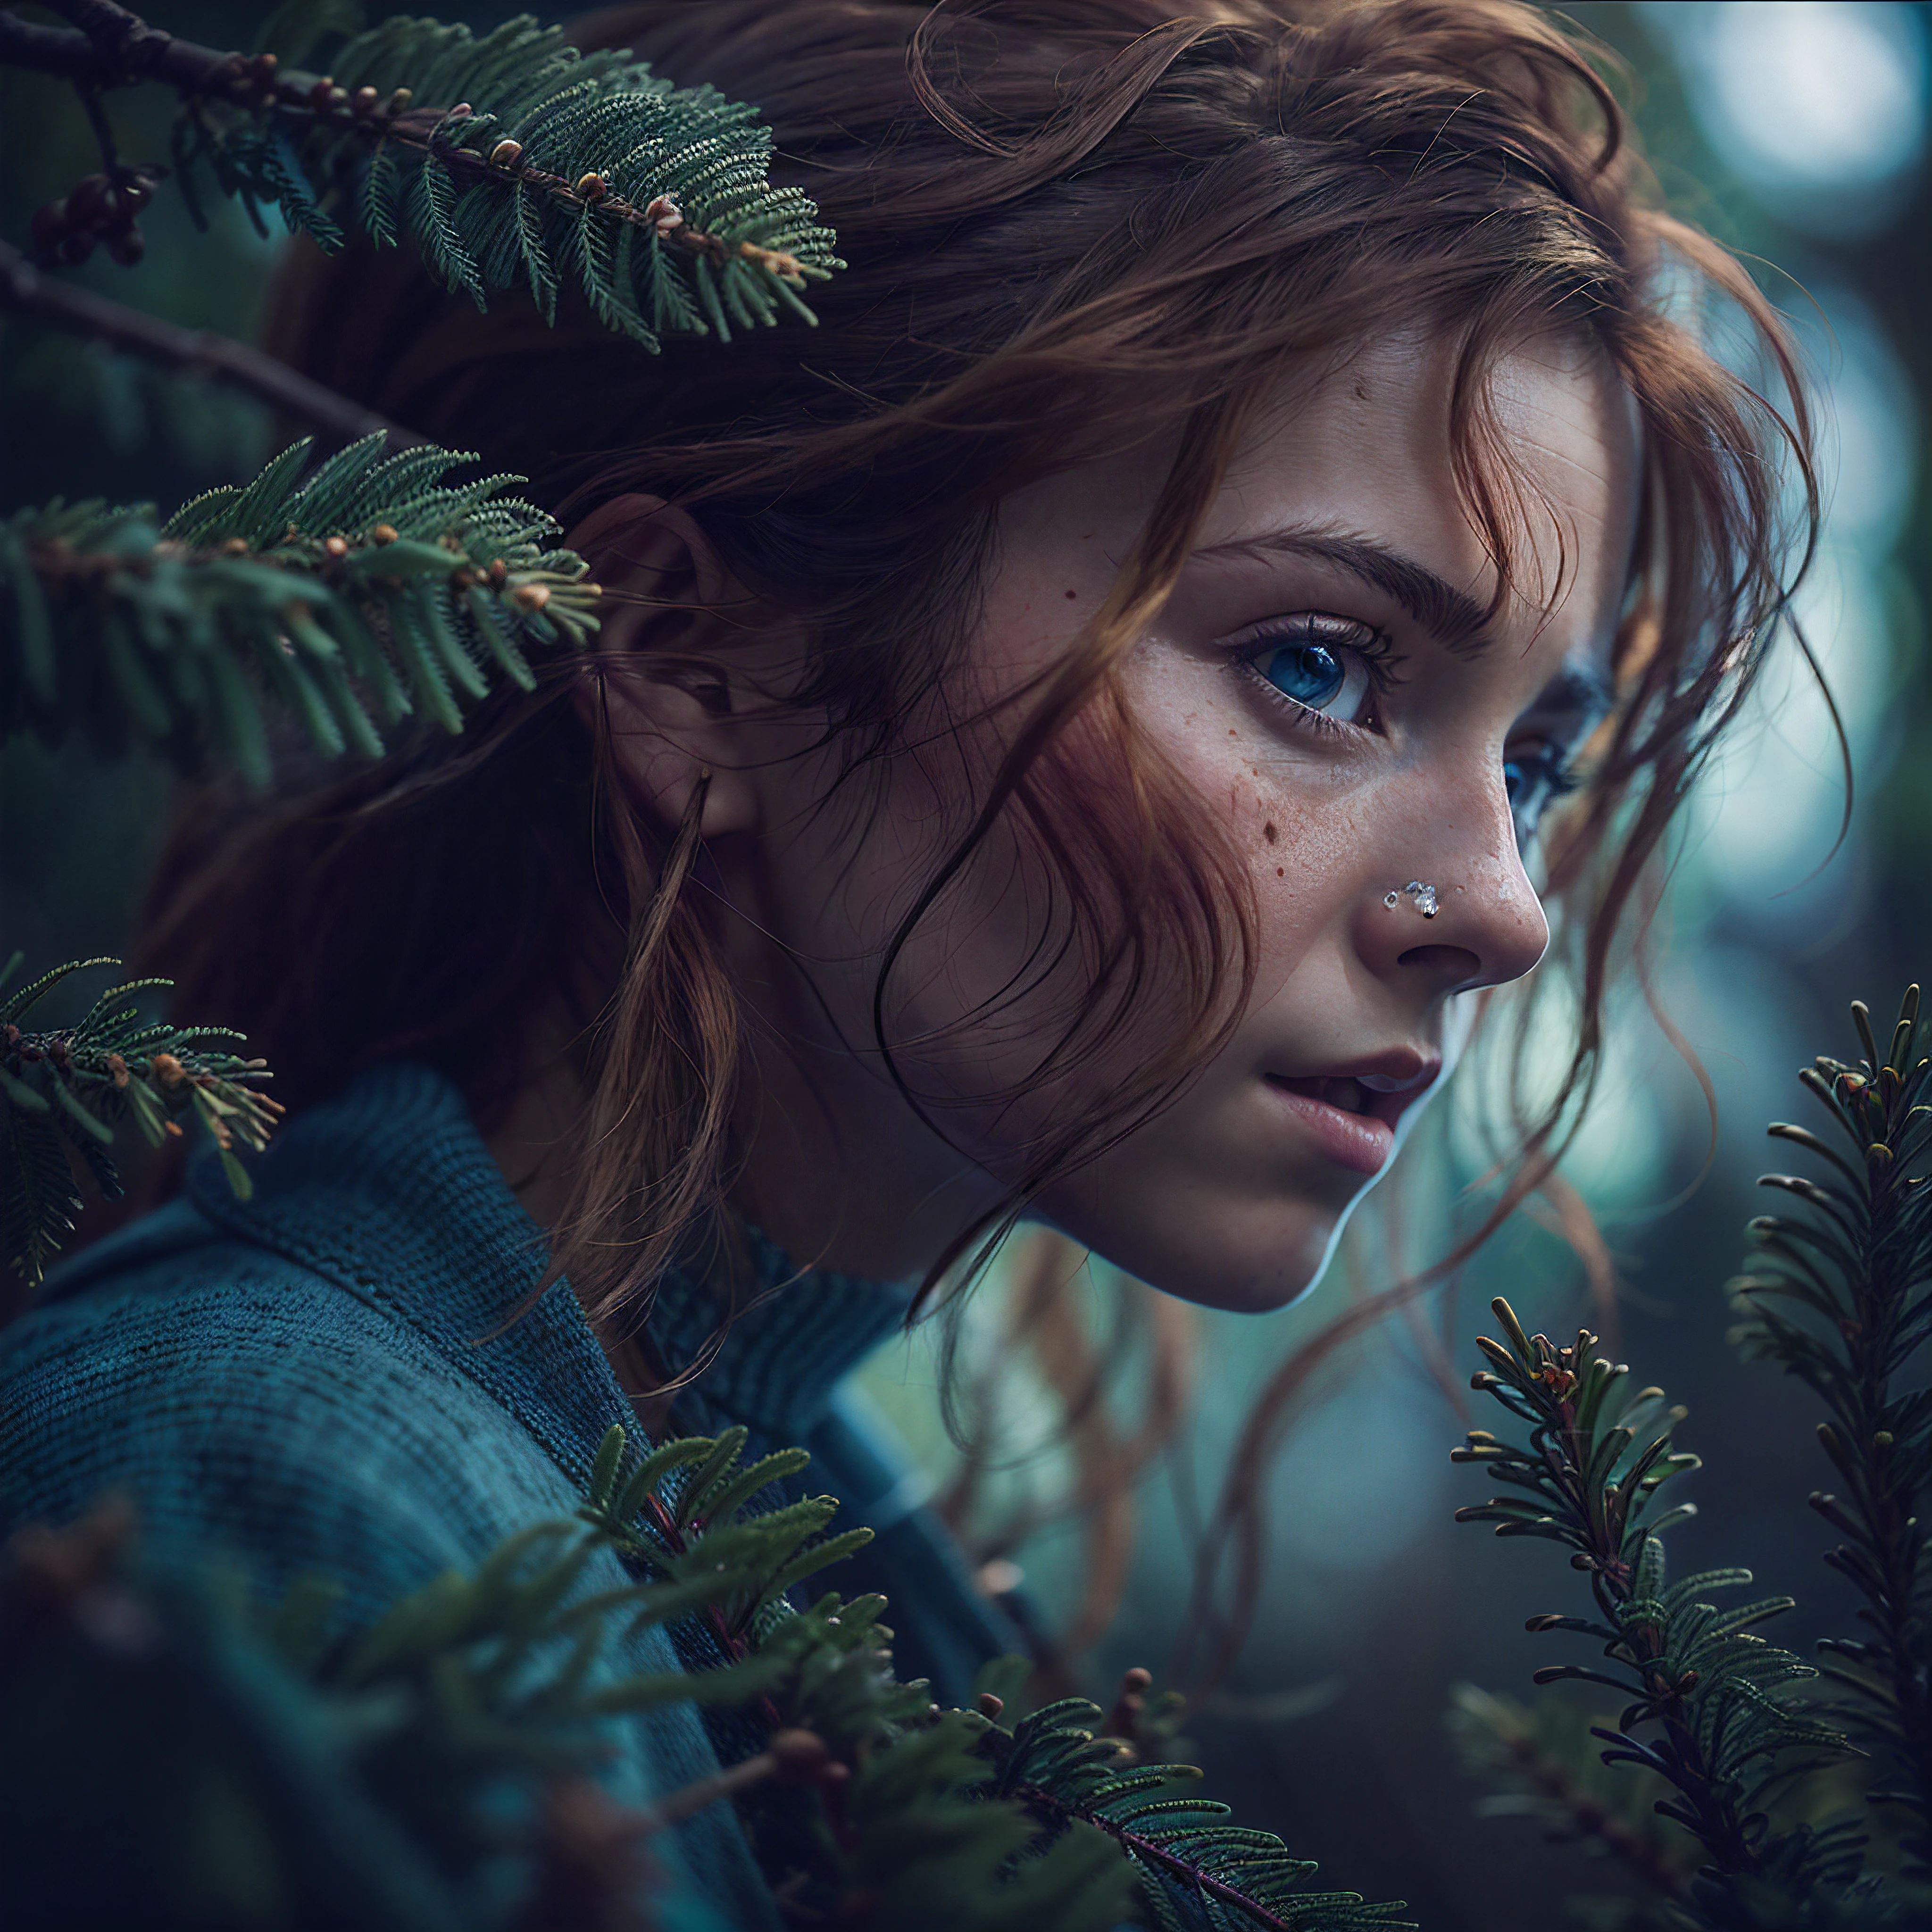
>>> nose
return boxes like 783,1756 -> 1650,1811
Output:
1359,781 -> 1550,996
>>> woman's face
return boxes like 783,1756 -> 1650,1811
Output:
692,328 -> 1640,1308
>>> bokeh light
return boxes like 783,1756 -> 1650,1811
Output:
1640,1 -> 1929,234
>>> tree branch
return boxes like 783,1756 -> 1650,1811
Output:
0,239 -> 418,449
0,3 -> 805,283
44,0 -> 141,44
0,2 -> 227,92
0,11 -> 105,84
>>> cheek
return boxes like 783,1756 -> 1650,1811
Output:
831,785 -> 1081,1106
1166,724 -> 1368,993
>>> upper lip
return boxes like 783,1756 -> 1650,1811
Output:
1262,1051 -> 1442,1130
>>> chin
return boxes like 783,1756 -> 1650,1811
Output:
1054,1187 -> 1356,1315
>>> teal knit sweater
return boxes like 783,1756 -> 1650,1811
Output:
0,1061 -> 1022,1930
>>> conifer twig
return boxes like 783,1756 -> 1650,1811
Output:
978,1691 -> 1411,1929
1448,1684 -> 1692,1903
1011,1779 -> 1308,1932
1455,1301 -> 1863,1914
0,953 -> 281,1291
0,2 -> 830,293
1731,985 -> 1932,1874
1,434 -> 598,787
0,240 -> 417,448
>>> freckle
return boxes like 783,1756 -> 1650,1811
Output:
1065,589 -> 1078,600
1228,727 -> 1237,737
1276,866 -> 1284,876
1263,822 -> 1278,843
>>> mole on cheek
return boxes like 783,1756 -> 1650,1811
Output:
1263,822 -> 1278,844
1065,589 -> 1078,600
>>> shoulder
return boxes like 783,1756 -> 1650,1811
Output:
0,1197 -> 578,1631
1,1204 -> 783,1928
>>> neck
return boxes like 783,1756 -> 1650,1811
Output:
485,1008 -> 1009,1287
723,1018 -> 1012,1282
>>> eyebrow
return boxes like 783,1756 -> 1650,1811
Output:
1191,528 -> 1495,656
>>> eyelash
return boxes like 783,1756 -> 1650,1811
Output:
1513,749 -> 1582,793
1231,614 -> 1403,738
1230,617 -> 1590,821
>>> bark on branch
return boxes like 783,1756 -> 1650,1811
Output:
0,239 -> 418,450
0,1 -> 239,93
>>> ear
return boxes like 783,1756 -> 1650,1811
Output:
563,493 -> 763,841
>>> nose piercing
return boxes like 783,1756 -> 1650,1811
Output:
1383,881 -> 1439,918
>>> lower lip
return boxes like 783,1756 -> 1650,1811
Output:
1263,1078 -> 1395,1176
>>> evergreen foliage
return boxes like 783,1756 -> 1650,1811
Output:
1453,1302 -> 1878,1927
1450,989 -> 1932,1925
12,13 -> 1928,1930
9,2 -> 839,352
1729,988 -> 1932,1875
1,1422 -> 1409,1932
0,0 -> 852,1293
0,951 -> 279,1290
1,432 -> 597,787
979,1694 -> 1413,1931
276,11 -> 841,348
1446,1682 -> 1696,1912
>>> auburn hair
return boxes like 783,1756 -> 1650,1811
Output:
135,0 -> 1815,1679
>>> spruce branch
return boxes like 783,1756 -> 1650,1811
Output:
0,433 -> 597,785
976,1690 -> 1413,1932
1455,1300 -> 1867,1926
1,4 -> 842,351
581,1421 -> 875,1732
1448,1682 -> 1694,1907
5,1415 -> 1412,1929
0,952 -> 281,1290
582,1424 -> 1406,1931
1730,986 -> 1932,1875
0,1492 -> 837,1932
0,239 -> 416,446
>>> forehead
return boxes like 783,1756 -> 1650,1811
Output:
1214,328 -> 1643,647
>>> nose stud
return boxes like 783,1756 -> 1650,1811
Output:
1384,880 -> 1439,918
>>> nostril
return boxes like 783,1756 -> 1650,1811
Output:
1398,942 -> 1484,983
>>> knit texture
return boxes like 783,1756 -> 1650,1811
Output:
0,1060 -> 1023,1929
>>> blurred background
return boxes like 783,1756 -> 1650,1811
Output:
3,4 -> 1929,1927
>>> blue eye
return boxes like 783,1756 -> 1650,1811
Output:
1248,628 -> 1378,724
1503,750 -> 1579,847
1259,643 -> 1346,709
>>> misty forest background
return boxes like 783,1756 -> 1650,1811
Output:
4,4 -> 1929,1928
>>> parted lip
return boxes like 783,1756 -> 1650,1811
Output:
1261,1052 -> 1442,1131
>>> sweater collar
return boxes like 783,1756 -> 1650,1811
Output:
643,1224 -> 914,1439
183,1060 -> 912,1445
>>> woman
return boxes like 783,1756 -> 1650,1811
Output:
1,1 -> 1813,1925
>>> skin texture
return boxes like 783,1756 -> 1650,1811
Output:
492,328 -> 1640,1313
